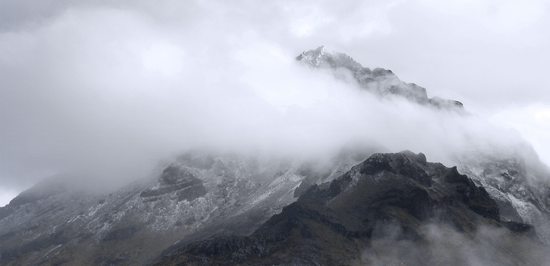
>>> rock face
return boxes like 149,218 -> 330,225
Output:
154,152 -> 539,265
459,156 -> 550,242
297,46 -> 463,109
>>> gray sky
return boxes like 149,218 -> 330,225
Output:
1,0 -> 549,205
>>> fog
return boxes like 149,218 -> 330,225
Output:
1,0 -> 549,203
363,223 -> 550,265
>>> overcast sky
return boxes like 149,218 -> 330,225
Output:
1,0 -> 549,206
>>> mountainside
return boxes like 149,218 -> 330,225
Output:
459,155 -> 550,242
154,152 -> 542,265
0,151 -> 366,265
1,150 -> 548,265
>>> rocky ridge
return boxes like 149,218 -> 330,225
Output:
297,46 -> 464,109
155,152 -> 541,265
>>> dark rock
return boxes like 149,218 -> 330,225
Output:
140,164 -> 207,201
160,165 -> 196,185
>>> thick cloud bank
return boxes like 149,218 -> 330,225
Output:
0,0 -> 549,198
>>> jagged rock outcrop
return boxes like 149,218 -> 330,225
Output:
297,46 -> 463,109
140,165 -> 207,201
155,152 -> 540,265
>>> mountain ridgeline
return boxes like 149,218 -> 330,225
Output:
296,46 -> 464,109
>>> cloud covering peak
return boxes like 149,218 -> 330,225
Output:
1,0 -> 549,202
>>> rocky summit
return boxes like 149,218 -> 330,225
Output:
297,46 -> 464,109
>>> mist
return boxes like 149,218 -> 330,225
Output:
1,0 -> 549,199
363,222 -> 550,266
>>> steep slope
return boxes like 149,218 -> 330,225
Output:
459,155 -> 550,242
155,152 -> 542,265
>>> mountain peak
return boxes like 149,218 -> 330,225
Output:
296,46 -> 362,71
296,47 -> 464,110
295,45 -> 325,66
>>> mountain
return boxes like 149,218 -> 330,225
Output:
0,151 -> 367,265
297,46 -> 464,109
2,150 -> 548,265
1,48 -> 549,265
154,152 -> 542,265
296,46 -> 550,242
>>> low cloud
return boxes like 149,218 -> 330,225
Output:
490,104 -> 550,167
0,0 -> 549,198
363,223 -> 550,266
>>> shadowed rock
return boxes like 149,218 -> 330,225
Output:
140,165 -> 207,201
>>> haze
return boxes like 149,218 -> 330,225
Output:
1,0 -> 549,206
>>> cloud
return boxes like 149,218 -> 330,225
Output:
0,188 -> 18,208
363,223 -> 550,266
0,0 -> 549,203
490,104 -> 550,167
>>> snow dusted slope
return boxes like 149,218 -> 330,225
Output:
458,155 -> 550,242
155,152 -> 542,266
0,152 -> 365,265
